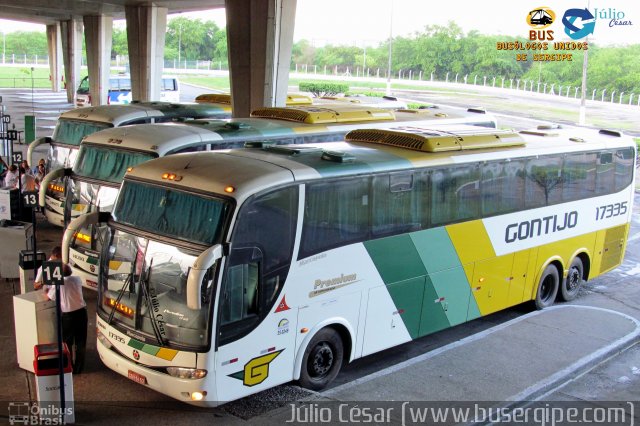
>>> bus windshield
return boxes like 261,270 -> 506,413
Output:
74,145 -> 157,183
100,230 -> 217,349
53,120 -> 110,147
112,180 -> 230,246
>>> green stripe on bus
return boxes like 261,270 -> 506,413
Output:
128,339 -> 145,350
364,234 -> 427,283
141,344 -> 159,355
419,274 -> 452,335
386,277 -> 425,339
410,228 -> 461,273
428,267 -> 473,327
294,148 -> 413,178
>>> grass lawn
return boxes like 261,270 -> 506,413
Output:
0,67 -> 52,88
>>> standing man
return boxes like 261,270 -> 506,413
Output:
34,246 -> 62,291
47,263 -> 87,375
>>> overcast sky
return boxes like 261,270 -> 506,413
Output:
0,0 -> 637,46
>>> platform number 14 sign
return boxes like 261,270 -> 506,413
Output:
42,261 -> 64,286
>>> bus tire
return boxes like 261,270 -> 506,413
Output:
560,257 -> 584,302
535,264 -> 559,310
298,328 -> 344,391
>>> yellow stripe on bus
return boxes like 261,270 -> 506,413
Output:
156,348 -> 179,361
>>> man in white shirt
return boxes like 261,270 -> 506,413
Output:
47,263 -> 87,374
3,164 -> 19,188
34,246 -> 62,291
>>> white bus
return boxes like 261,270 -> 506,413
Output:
76,75 -> 180,107
59,104 -> 497,288
65,125 -> 634,405
34,102 -> 232,226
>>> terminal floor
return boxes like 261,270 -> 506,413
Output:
1,210 -> 639,425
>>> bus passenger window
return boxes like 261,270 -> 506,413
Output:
562,152 -> 596,201
596,152 -> 615,195
372,172 -> 425,237
430,165 -> 480,226
481,160 -> 525,216
614,148 -> 634,192
302,178 -> 370,258
525,157 -> 563,208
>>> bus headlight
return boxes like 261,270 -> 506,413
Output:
166,367 -> 207,379
97,330 -> 113,350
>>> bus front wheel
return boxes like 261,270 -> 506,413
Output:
535,264 -> 559,310
299,328 -> 344,391
560,257 -> 584,302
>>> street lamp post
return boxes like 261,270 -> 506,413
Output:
386,1 -> 393,96
178,23 -> 182,69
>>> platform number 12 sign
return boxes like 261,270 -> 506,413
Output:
42,261 -> 64,286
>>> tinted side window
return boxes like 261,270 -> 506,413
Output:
301,178 -> 370,258
431,165 -> 480,226
232,186 -> 298,283
563,152 -> 596,201
525,157 -> 563,208
614,148 -> 634,192
481,160 -> 525,216
371,171 -> 427,237
596,152 -> 615,195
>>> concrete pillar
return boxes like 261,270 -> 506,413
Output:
83,15 -> 113,105
46,23 -> 63,92
125,5 -> 167,102
226,0 -> 297,117
60,19 -> 83,103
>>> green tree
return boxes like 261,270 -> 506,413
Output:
112,27 -> 128,58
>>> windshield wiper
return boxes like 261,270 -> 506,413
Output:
107,272 -> 132,325
139,261 -> 166,346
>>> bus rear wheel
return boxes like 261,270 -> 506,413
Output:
535,264 -> 559,310
560,257 -> 584,302
299,328 -> 343,391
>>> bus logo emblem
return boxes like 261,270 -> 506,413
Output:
133,350 -> 140,360
274,295 -> 290,313
228,349 -> 284,387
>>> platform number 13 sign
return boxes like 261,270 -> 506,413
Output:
23,191 -> 37,208
42,261 -> 64,286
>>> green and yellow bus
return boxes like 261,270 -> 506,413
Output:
71,125 -> 635,405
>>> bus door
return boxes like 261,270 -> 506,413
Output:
215,187 -> 299,400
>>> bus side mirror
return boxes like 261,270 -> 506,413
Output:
187,244 -> 223,310
27,136 -> 52,167
38,167 -> 66,207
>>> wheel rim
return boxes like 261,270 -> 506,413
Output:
540,274 -> 555,303
309,342 -> 334,379
567,267 -> 581,293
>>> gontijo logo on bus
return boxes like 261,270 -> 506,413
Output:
309,273 -> 359,297
505,211 -> 578,243
229,349 -> 284,387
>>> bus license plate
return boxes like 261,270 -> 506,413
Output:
128,370 -> 147,385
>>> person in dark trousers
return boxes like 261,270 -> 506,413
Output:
34,246 -> 62,291
47,263 -> 87,374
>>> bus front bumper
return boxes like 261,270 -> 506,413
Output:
97,336 -> 219,407
44,194 -> 65,227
